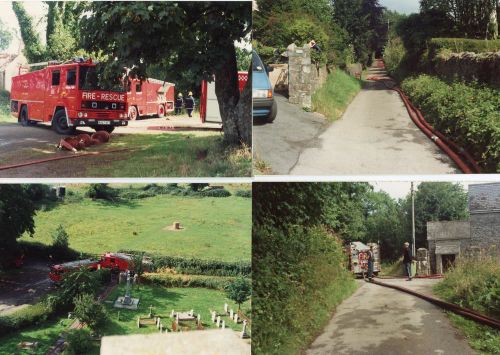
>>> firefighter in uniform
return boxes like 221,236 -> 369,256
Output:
185,91 -> 195,118
175,93 -> 184,115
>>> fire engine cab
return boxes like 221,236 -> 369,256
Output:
126,78 -> 175,120
10,58 -> 129,135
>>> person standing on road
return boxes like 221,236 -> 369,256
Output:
367,245 -> 374,281
185,91 -> 195,118
175,93 -> 184,115
403,242 -> 413,281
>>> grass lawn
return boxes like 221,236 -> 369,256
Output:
312,69 -> 362,121
83,133 -> 252,177
444,313 -> 500,354
20,189 -> 251,262
0,318 -> 77,355
102,285 -> 251,335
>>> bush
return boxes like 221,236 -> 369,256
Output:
118,250 -> 251,277
142,273 -> 236,290
85,184 -> 118,201
434,253 -> 500,318
18,240 -> 82,262
73,293 -> 107,333
224,276 -> 251,310
51,224 -> 70,259
383,37 -> 407,80
64,328 -> 93,355
253,225 -> 357,354
200,188 -> 231,197
0,302 -> 52,335
401,75 -> 500,172
235,189 -> 251,198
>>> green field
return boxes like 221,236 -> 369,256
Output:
21,187 -> 251,262
0,286 -> 250,355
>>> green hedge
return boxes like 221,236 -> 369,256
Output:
118,250 -> 251,277
0,303 -> 53,335
18,240 -> 85,262
401,75 -> 500,172
200,188 -> 231,197
235,189 -> 252,198
429,38 -> 500,58
142,273 -> 236,290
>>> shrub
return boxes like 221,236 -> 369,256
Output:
224,276 -> 251,310
64,328 -> 93,355
18,240 -> 82,262
85,184 -> 118,201
142,273 -> 235,290
0,302 -> 52,335
73,293 -> 107,333
401,75 -> 500,172
200,188 -> 231,197
51,224 -> 70,259
383,37 -> 407,80
235,189 -> 252,198
118,251 -> 251,277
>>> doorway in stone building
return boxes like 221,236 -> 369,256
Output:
441,254 -> 456,273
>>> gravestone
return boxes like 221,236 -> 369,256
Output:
224,303 -> 228,313
114,271 -> 139,310
241,320 -> 249,339
229,309 -> 234,319
170,310 -> 175,318
234,314 -> 238,323
221,320 -> 225,329
211,311 -> 216,323
216,316 -> 221,328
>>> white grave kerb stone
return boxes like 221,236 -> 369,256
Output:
224,303 -> 228,313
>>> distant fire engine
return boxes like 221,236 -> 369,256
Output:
10,58 -> 129,135
346,242 -> 381,277
48,252 -> 152,282
126,78 -> 175,120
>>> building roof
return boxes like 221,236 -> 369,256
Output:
100,329 -> 251,355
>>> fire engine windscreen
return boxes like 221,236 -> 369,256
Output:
79,65 -> 125,92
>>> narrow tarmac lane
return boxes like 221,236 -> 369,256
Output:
307,279 -> 475,355
291,66 -> 459,175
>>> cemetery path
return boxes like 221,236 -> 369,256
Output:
307,279 -> 476,355
291,66 -> 459,175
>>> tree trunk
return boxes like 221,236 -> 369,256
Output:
214,43 -> 252,147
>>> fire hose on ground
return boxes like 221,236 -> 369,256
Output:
367,60 -> 481,174
365,277 -> 500,330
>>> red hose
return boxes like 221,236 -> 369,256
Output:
368,61 -> 480,173
0,148 -> 130,171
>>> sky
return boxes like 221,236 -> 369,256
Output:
371,181 -> 491,199
379,0 -> 420,14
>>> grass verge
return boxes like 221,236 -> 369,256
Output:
433,252 -> 499,354
0,90 -> 15,124
84,133 -> 252,177
312,69 -> 362,121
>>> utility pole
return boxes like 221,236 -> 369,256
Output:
411,182 -> 416,257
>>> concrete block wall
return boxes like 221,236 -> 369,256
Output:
469,183 -> 500,251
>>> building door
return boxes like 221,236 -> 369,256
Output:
441,254 -> 456,272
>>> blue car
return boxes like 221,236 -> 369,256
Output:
252,50 -> 277,122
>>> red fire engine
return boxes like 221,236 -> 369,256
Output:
346,242 -> 381,277
126,78 -> 175,120
48,252 -> 152,282
49,258 -> 100,282
10,58 -> 129,135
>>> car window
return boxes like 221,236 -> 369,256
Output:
252,51 -> 265,72
66,68 -> 76,86
52,70 -> 60,86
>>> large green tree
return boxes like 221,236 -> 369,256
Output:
80,2 -> 252,146
420,0 -> 498,38
0,185 -> 36,269
0,19 -> 13,51
401,182 -> 468,248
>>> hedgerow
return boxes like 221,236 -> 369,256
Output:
142,273 -> 236,290
429,38 -> 500,58
401,75 -> 500,172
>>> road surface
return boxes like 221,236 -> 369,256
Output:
253,94 -> 327,175
253,65 -> 460,175
307,278 -> 475,355
0,260 -> 52,316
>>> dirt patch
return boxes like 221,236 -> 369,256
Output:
163,222 -> 186,232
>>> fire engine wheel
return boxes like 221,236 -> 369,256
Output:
158,104 -> 165,118
94,126 -> 115,134
52,110 -> 75,135
19,107 -> 29,126
129,106 -> 138,120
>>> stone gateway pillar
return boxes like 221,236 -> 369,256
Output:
287,43 -> 313,109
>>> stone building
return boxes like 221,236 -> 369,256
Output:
426,182 -> 500,274
0,53 -> 27,92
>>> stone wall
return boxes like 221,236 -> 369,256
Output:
469,183 -> 500,251
287,43 -> 328,109
434,51 -> 500,87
